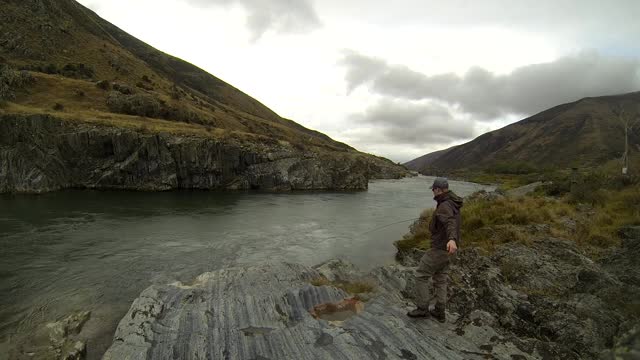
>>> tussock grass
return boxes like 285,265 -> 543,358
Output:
573,185 -> 640,250
397,170 -> 640,257
399,197 -> 574,252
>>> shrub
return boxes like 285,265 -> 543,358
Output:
112,83 -> 134,95
53,102 -> 64,111
568,187 -> 606,206
106,92 -> 161,117
161,104 -> 205,124
96,80 -> 111,90
60,63 -> 95,79
136,81 -> 153,91
44,63 -> 59,74
73,89 -> 85,97
170,83 -> 182,100
0,64 -> 34,100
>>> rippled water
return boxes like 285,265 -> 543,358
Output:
0,176 -> 490,359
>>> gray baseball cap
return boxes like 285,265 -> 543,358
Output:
430,177 -> 449,189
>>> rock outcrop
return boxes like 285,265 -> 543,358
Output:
0,114 -> 407,193
12,311 -> 91,360
102,223 -> 639,359
396,220 -> 640,359
103,262 -> 536,360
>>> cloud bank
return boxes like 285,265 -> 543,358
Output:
350,99 -> 475,146
341,50 -> 640,119
186,0 -> 321,40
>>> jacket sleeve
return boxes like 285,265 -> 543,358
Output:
435,202 -> 458,243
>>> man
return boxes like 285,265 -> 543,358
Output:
407,177 -> 463,322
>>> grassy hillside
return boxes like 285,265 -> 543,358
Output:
405,92 -> 640,175
0,0 -> 359,155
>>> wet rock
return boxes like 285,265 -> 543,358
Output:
14,310 -> 91,360
103,262 -> 532,360
313,259 -> 361,282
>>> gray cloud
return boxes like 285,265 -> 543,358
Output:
325,0 -> 640,50
341,50 -> 640,119
349,99 -> 476,145
186,0 -> 321,41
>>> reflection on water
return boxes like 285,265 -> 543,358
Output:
0,176 -> 491,359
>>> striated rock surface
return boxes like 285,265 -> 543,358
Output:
103,262 -> 537,360
0,114 -> 407,193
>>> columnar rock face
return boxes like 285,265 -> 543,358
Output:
0,114 -> 405,193
102,262 -> 536,360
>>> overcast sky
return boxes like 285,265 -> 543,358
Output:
79,0 -> 640,162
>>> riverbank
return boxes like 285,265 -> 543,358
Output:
394,181 -> 640,359
6,178 -> 637,359
99,223 -> 639,359
0,177 -> 491,359
100,182 -> 638,359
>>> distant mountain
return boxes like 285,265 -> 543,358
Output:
404,92 -> 640,174
0,0 -> 407,192
403,148 -> 452,173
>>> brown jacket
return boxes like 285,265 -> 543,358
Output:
429,191 -> 463,250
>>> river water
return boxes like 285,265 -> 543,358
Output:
0,176 -> 490,359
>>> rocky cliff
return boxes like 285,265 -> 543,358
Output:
0,114 -> 406,193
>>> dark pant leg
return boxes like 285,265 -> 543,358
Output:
415,249 -> 450,309
432,261 -> 450,305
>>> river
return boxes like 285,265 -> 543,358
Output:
0,176 -> 490,359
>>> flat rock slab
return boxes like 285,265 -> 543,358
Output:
103,262 -> 529,360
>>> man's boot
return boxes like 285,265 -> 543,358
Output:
430,303 -> 446,323
407,307 -> 429,318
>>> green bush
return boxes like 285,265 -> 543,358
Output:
112,83 -> 134,95
96,80 -> 111,90
106,91 -> 161,117
136,81 -> 153,91
0,64 -> 34,100
60,63 -> 95,79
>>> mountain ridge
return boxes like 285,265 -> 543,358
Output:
404,91 -> 640,174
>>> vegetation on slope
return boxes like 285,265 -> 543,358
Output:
0,0 -> 371,159
406,93 -> 640,174
396,170 -> 640,257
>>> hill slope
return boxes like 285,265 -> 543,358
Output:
405,92 -> 640,173
0,0 -> 407,192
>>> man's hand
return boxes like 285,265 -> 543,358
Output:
447,239 -> 458,254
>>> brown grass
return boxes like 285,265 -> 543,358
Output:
396,180 -> 639,257
6,72 -> 356,154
